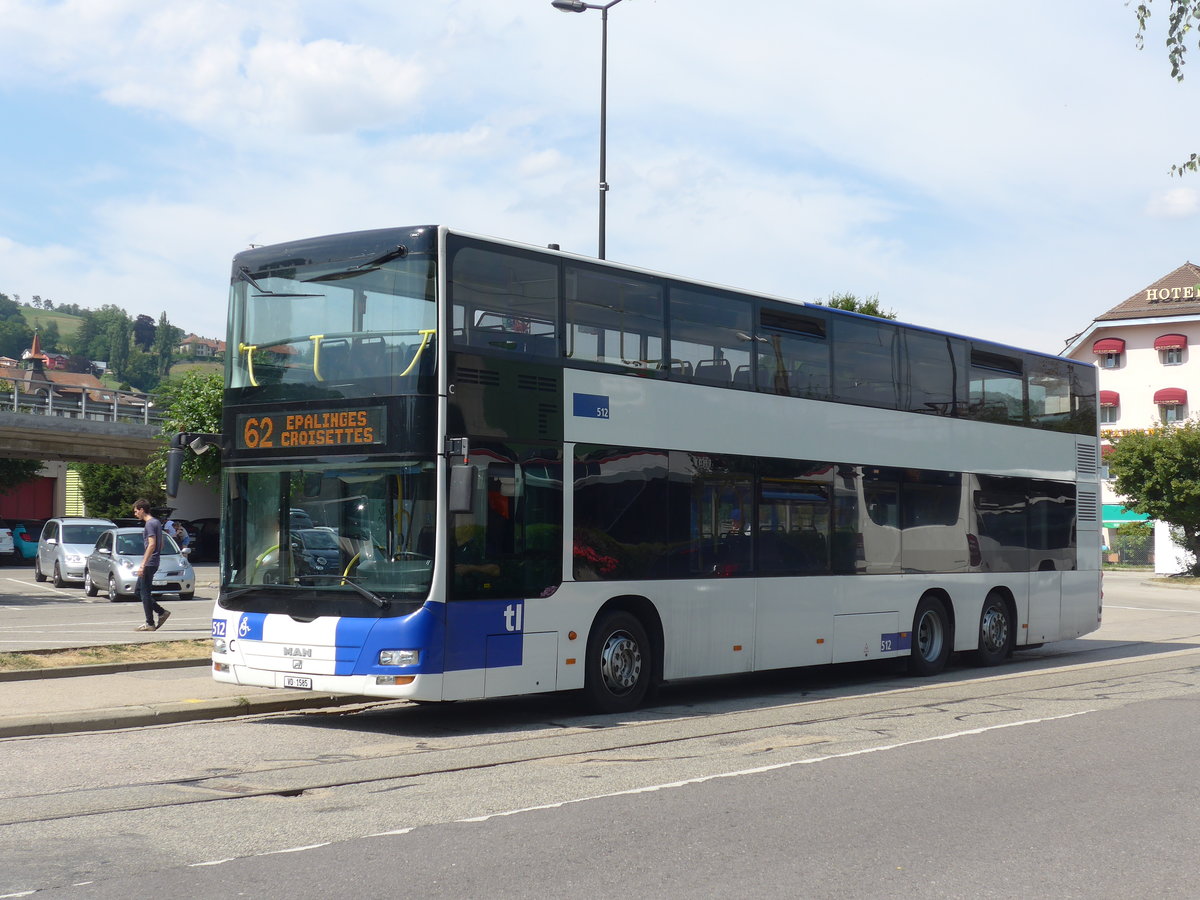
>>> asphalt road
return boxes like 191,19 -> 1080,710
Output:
3,571 -> 1200,897
0,562 -> 219,650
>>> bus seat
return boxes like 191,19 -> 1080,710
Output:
353,337 -> 386,376
317,340 -> 351,382
695,358 -> 732,385
733,365 -> 752,388
656,359 -> 693,379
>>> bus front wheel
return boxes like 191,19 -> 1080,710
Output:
909,595 -> 951,676
970,592 -> 1013,666
585,611 -> 653,714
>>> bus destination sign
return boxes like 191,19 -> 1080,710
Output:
236,407 -> 386,450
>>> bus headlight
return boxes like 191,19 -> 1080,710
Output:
213,638 -> 228,654
379,649 -> 419,666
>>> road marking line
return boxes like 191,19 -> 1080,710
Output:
1106,604 -> 1200,614
457,710 -> 1096,824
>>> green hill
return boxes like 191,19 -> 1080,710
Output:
20,308 -> 85,339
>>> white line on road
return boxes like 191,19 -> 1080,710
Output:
1106,604 -> 1200,614
457,710 -> 1097,824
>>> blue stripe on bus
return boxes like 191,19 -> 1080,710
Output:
341,603 -> 445,676
881,632 -> 912,652
444,598 -> 524,671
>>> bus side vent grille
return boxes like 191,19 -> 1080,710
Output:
1077,490 -> 1099,523
456,366 -> 501,386
517,374 -> 558,393
1076,442 -> 1099,477
538,402 -> 558,436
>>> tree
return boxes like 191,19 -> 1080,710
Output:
0,459 -> 43,497
72,305 -> 132,362
40,320 -> 61,352
1135,1 -> 1200,173
816,292 -> 897,320
121,350 -> 161,392
132,314 -> 156,351
153,370 -> 224,486
74,462 -> 164,521
0,292 -> 32,358
1107,421 -> 1200,573
154,311 -> 181,377
106,319 -> 130,379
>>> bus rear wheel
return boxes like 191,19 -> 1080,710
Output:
585,611 -> 652,714
970,592 -> 1013,666
909,594 -> 951,676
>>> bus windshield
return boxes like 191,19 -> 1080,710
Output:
222,461 -> 437,615
228,238 -> 436,394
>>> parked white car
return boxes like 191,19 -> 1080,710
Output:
0,523 -> 13,563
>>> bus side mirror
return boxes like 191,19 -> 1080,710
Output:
449,465 -> 475,513
166,447 -> 185,499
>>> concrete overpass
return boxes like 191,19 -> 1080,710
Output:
0,393 -> 165,466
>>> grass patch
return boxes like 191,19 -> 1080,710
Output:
1150,576 -> 1200,586
19,308 -> 84,337
0,639 -> 209,671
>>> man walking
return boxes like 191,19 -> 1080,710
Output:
132,499 -> 170,632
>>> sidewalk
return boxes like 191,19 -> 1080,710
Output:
0,658 -> 375,738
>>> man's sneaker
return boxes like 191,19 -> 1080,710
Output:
156,610 -> 171,630
135,623 -> 155,632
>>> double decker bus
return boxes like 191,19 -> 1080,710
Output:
180,225 -> 1102,713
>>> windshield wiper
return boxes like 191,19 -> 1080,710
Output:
222,579 -> 389,610
351,244 -> 408,270
237,266 -> 324,298
297,574 -> 390,609
306,245 -> 409,282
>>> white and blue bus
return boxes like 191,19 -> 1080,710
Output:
185,225 -> 1102,713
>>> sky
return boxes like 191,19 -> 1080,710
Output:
2,0 -> 1200,355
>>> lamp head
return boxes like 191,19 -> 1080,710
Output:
551,0 -> 587,10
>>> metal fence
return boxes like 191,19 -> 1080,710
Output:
1,384 -> 164,426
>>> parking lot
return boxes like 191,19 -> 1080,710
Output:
0,561 -> 219,651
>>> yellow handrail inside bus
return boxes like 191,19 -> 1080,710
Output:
250,543 -> 280,583
310,334 -> 326,381
238,343 -> 259,387
401,329 -> 437,376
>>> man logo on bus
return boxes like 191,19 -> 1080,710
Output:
504,603 -> 523,633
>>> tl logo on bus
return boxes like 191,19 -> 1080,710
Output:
504,603 -> 524,633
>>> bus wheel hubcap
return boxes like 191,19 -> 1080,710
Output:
981,607 -> 1008,652
917,612 -> 942,660
600,631 -> 641,695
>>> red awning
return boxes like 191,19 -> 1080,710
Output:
1099,390 -> 1119,407
1092,338 -> 1125,354
1154,387 -> 1187,406
1155,333 -> 1188,350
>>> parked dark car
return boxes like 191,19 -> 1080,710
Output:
187,517 -> 221,563
290,528 -> 344,577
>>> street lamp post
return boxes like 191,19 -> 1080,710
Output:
550,0 -> 626,260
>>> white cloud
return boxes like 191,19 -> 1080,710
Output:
1146,187 -> 1200,219
2,0 -> 1200,355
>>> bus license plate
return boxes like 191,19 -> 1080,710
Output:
283,675 -> 312,690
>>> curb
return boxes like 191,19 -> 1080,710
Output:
0,691 -> 374,739
0,657 -> 211,683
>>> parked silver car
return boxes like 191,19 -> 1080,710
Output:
84,527 -> 196,601
35,517 -> 116,586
